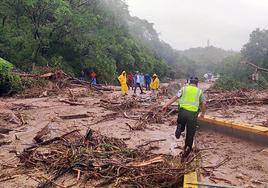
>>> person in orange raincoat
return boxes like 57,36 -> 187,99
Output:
118,71 -> 128,96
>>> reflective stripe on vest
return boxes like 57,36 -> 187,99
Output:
179,85 -> 202,112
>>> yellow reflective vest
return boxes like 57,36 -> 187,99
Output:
179,85 -> 202,112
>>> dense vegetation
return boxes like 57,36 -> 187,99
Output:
214,29 -> 268,90
0,57 -> 22,95
0,0 -> 267,94
0,0 -> 171,83
0,0 -> 236,82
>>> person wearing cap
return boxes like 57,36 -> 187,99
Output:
162,77 -> 206,159
118,71 -> 128,96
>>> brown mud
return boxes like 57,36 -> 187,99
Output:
0,83 -> 267,187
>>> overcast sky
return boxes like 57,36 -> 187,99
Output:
126,0 -> 268,51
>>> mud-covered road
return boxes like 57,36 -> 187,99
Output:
0,84 -> 267,187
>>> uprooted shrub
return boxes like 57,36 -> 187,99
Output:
0,57 -> 22,96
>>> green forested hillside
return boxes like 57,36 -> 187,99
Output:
0,0 -> 171,83
214,29 -> 268,89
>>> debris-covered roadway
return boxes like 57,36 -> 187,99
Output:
0,81 -> 267,187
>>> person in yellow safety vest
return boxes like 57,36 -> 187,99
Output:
162,77 -> 206,160
150,73 -> 160,90
118,71 -> 128,96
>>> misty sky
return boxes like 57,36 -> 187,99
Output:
126,0 -> 268,51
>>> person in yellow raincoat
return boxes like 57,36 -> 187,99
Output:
118,71 -> 128,96
150,74 -> 160,90
150,74 -> 160,99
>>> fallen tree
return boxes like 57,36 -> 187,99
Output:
13,70 -> 118,91
241,61 -> 268,73
14,69 -> 121,98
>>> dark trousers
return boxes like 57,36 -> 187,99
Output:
134,83 -> 143,94
127,80 -> 133,90
145,82 -> 150,91
176,108 -> 198,150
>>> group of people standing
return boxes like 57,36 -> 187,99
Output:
79,69 -> 160,97
118,71 -> 160,96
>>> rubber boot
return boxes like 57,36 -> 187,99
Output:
181,146 -> 192,162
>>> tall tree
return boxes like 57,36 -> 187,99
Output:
241,28 -> 268,70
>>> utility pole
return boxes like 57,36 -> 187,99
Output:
207,40 -> 210,47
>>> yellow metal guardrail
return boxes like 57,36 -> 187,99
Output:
183,115 -> 268,188
183,171 -> 198,188
198,115 -> 268,137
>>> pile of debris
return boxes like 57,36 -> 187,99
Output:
131,106 -> 166,130
206,90 -> 268,109
16,69 -> 116,98
100,98 -> 139,112
17,129 -> 196,187
98,96 -> 172,131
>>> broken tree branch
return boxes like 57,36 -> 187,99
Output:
33,124 -> 50,143
123,112 -> 140,120
24,129 -> 80,150
241,61 -> 268,73
0,128 -> 13,135
125,123 -> 135,131
137,139 -> 167,148
202,156 -> 230,169
59,114 -> 89,120
59,99 -> 85,106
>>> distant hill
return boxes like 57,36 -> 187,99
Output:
127,17 -> 238,77
182,46 -> 238,66
180,46 -> 239,75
